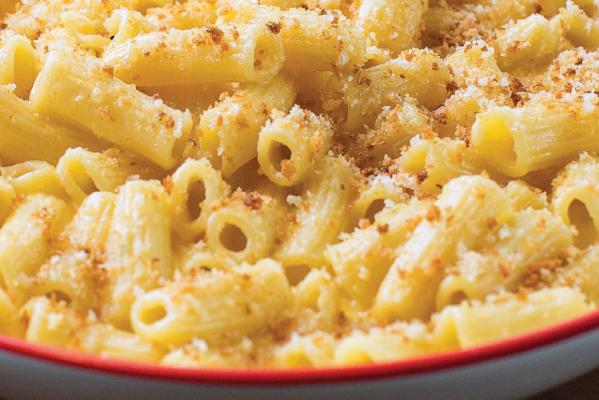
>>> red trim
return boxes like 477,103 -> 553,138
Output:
1,310 -> 599,385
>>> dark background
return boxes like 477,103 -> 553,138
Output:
530,368 -> 599,399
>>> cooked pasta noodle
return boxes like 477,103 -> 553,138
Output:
0,0 -> 597,369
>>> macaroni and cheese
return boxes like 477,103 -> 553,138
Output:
0,0 -> 598,368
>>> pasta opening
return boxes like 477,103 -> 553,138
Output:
69,162 -> 98,196
268,141 -> 292,173
568,199 -> 597,248
402,145 -> 427,175
138,301 -> 168,326
364,199 -> 386,222
336,102 -> 349,126
253,31 -> 281,79
45,290 -> 72,304
219,223 -> 248,252
285,264 -> 311,286
189,264 -> 215,273
446,290 -> 467,306
477,113 -> 517,171
171,134 -> 188,164
13,44 -> 38,99
186,180 -> 206,220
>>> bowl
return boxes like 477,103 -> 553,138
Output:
1,310 -> 599,400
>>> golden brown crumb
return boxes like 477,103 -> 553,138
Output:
426,205 -> 441,222
243,192 -> 263,210
206,26 -> 224,44
376,223 -> 389,233
162,176 -> 174,195
358,218 -> 371,229
266,21 -> 281,34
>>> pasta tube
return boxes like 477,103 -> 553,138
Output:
102,180 -> 173,328
0,85 -> 105,165
0,32 -> 39,98
399,137 -> 483,195
145,1 -> 219,30
445,288 -> 592,347
349,97 -> 432,165
23,296 -> 164,363
57,147 -> 158,204
493,14 -> 565,73
103,23 -> 284,86
30,51 -> 192,169
32,192 -> 116,309
472,95 -> 599,177
199,75 -> 296,177
206,190 -> 284,263
217,0 -> 370,71
559,2 -> 599,51
131,259 -> 291,346
561,244 -> 599,304
374,175 -> 513,321
326,200 -> 430,306
348,174 -> 409,226
552,153 -> 599,248
436,208 -> 572,308
0,195 -> 71,297
257,106 -> 333,187
354,0 -> 427,54
175,241 -> 234,274
343,49 -> 451,131
1,161 -> 66,198
169,158 -> 231,241
333,324 -> 430,365
0,179 -> 15,227
273,333 -> 336,367
0,287 -> 24,337
505,180 -> 548,211
276,156 -> 358,268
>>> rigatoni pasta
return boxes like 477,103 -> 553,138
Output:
1,161 -> 66,198
354,0 -> 427,55
552,153 -> 599,248
0,85 -> 105,165
275,155 -> 358,268
472,94 -> 599,177
56,147 -> 158,204
436,208 -> 572,308
0,195 -> 71,299
1,0 -> 599,370
217,0 -> 371,71
257,105 -> 333,186
30,51 -> 192,169
444,288 -> 591,348
0,32 -> 38,98
374,175 -> 513,320
169,158 -> 231,241
349,96 -> 432,165
131,259 -> 291,346
103,23 -> 285,86
199,75 -> 296,177
342,49 -> 451,131
206,189 -> 284,263
102,180 -> 173,328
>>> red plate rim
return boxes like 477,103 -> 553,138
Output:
1,309 -> 599,385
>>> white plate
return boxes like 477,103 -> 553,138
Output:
1,311 -> 599,400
